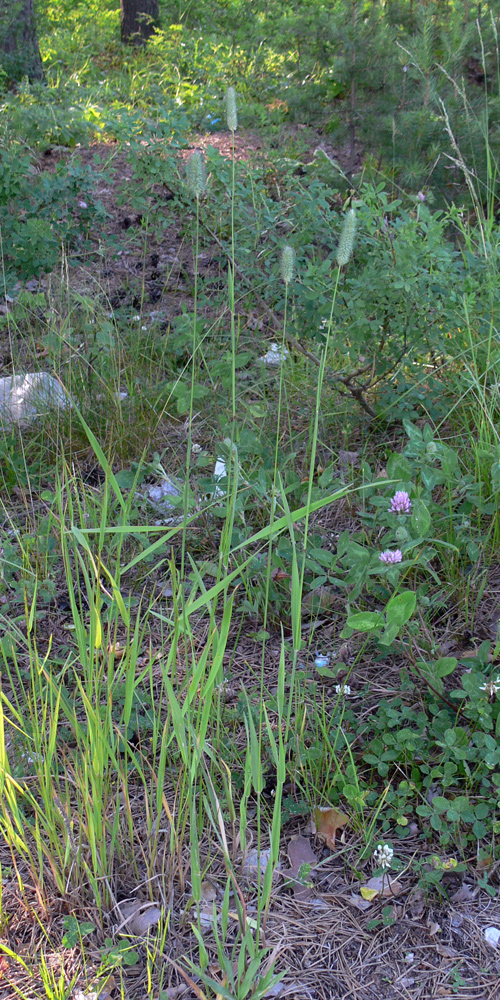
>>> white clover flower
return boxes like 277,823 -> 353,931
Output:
480,678 -> 500,699
335,684 -> 351,695
373,843 -> 394,869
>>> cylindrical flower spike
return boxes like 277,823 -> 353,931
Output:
186,151 -> 206,198
280,245 -> 295,285
336,208 -> 356,267
225,87 -> 238,132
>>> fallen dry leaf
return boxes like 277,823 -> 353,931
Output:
349,893 -> 372,912
302,585 -> 341,612
312,805 -> 349,850
338,449 -> 360,473
436,944 -> 457,958
459,648 -> 496,661
283,834 -> 318,901
360,876 -> 403,900
450,883 -> 477,903
197,878 -> 219,928
270,567 -> 290,582
242,846 -> 275,879
88,975 -> 115,1000
427,920 -> 441,936
476,853 -> 493,871
337,642 -> 352,664
200,878 -> 217,903
116,899 -> 162,936
160,986 -> 188,1000
408,888 -> 426,919
107,641 -> 126,659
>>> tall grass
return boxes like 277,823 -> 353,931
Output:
4,10 -> 500,995
0,376 -> 353,996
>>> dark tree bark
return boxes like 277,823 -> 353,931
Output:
0,0 -> 44,83
120,0 -> 159,45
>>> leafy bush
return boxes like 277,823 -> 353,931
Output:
0,146 -> 107,287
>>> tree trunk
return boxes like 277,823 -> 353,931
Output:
120,0 -> 159,45
0,0 -> 44,83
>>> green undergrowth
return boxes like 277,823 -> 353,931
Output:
4,0 -> 500,207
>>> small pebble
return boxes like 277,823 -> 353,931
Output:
484,926 -> 500,949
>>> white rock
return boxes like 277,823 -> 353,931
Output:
0,373 -> 70,429
484,926 -> 500,948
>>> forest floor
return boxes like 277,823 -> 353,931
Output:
2,123 -> 500,1000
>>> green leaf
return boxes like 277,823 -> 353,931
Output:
386,453 -> 412,481
346,611 -> 384,632
430,795 -> 448,813
434,656 -> 457,678
245,402 -> 267,418
0,633 -> 17,659
114,469 -> 140,489
62,916 -> 95,947
385,590 -> 416,627
403,419 -> 423,443
411,498 -> 431,536
379,621 -> 400,646
421,466 -> 438,490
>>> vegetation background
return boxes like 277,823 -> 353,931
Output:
2,2 -> 500,999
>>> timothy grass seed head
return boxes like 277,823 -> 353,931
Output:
186,151 -> 206,198
280,245 -> 295,285
225,87 -> 238,132
336,208 -> 356,267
